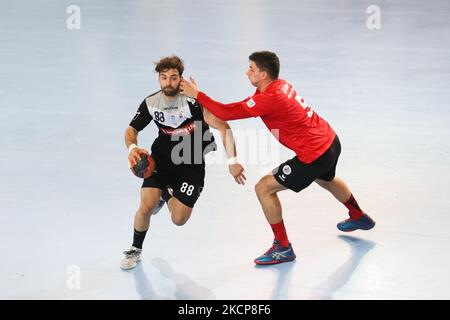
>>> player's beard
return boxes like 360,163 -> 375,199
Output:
162,84 -> 180,97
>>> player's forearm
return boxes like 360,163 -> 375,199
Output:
218,122 -> 237,159
125,126 -> 138,150
197,92 -> 252,121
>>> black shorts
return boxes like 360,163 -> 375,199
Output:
142,152 -> 205,208
273,135 -> 341,192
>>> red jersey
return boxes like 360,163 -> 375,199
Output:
197,79 -> 336,163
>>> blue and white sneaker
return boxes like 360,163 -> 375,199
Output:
151,198 -> 165,215
254,240 -> 296,265
337,213 -> 376,232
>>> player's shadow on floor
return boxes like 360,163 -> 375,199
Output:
151,257 -> 216,300
132,263 -> 172,300
254,260 -> 296,299
309,235 -> 376,299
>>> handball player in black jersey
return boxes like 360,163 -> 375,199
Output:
121,56 -> 245,270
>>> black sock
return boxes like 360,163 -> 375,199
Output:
132,228 -> 147,249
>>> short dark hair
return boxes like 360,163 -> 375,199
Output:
154,55 -> 184,76
248,51 -> 280,80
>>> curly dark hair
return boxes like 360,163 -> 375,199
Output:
154,55 -> 184,76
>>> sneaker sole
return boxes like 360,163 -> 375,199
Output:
254,255 -> 296,265
121,264 -> 137,270
120,258 -> 141,270
338,222 -> 376,232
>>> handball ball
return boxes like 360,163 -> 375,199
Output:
131,154 -> 155,179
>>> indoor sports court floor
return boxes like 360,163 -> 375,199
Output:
1,0 -> 449,299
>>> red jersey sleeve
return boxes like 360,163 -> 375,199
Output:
243,92 -> 285,117
196,91 -> 253,121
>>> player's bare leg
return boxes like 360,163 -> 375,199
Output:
254,175 -> 296,265
121,187 -> 162,270
315,177 -> 375,232
134,187 -> 162,231
255,175 -> 287,224
166,198 -> 193,226
315,177 -> 351,202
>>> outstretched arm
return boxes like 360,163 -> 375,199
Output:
180,77 -> 253,121
203,108 -> 246,185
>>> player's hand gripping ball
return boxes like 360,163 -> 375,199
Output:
131,154 -> 155,179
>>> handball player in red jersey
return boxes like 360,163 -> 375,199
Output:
180,51 -> 375,265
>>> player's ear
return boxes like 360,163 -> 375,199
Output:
261,70 -> 268,80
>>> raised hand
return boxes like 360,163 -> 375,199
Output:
180,77 -> 199,99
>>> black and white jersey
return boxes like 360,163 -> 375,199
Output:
129,90 -> 216,164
